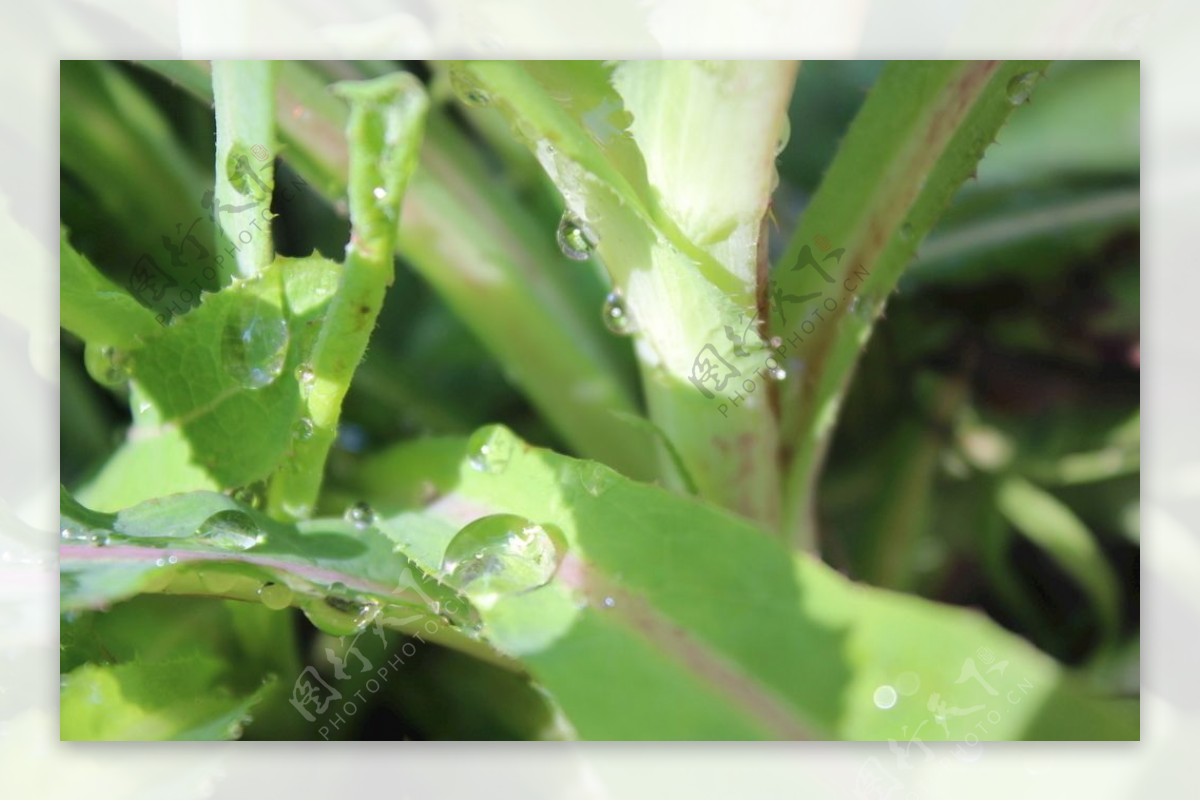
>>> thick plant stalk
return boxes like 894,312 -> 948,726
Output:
448,60 -> 797,527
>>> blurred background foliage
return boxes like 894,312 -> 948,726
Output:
60,60 -> 1139,738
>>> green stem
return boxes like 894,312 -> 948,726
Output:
212,60 -> 277,281
772,61 -> 1049,551
268,75 -> 429,519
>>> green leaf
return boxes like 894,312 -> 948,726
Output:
77,430 -> 219,512
908,186 -> 1139,287
354,429 -> 1132,740
60,657 -> 267,741
62,430 -> 1134,740
59,486 -> 507,668
125,255 -> 338,490
769,61 -> 1051,548
996,476 -> 1122,647
60,227 -> 161,348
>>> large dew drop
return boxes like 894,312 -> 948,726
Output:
466,424 -> 516,474
220,300 -> 290,389
556,212 -> 596,261
579,462 -> 613,498
258,582 -> 293,611
195,509 -> 264,550
440,514 -> 566,601
601,290 -> 634,336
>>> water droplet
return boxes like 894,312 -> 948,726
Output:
295,362 -> 315,390
302,593 -> 381,636
372,186 -> 388,201
769,335 -> 783,349
765,360 -> 787,381
466,424 -> 516,474
220,300 -> 289,389
293,417 -> 314,442
344,501 -> 375,530
579,462 -> 613,497
774,114 -> 791,156
603,596 -> 616,608
229,482 -> 266,510
556,211 -> 596,261
195,509 -> 264,550
1006,71 -> 1038,106
873,684 -> 898,710
450,68 -> 491,107
60,527 -> 107,546
851,295 -> 874,321
899,222 -> 914,240
258,582 -> 293,611
282,501 -> 313,520
84,344 -> 130,388
200,570 -> 237,594
601,290 -> 634,336
895,671 -> 921,697
440,514 -> 566,601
